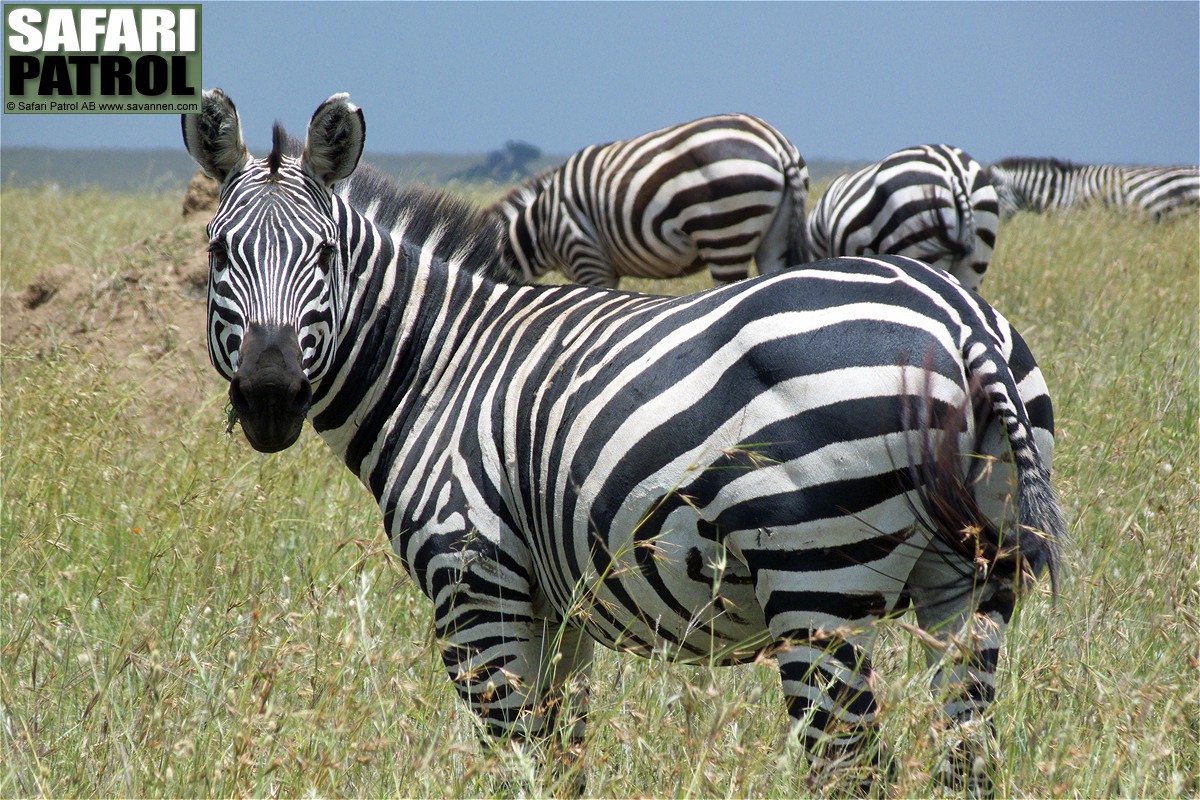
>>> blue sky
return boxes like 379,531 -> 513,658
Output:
3,1 -> 1198,165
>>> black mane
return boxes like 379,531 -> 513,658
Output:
267,121 -> 297,176
340,161 -> 525,285
492,168 -> 555,218
994,155 -> 1081,172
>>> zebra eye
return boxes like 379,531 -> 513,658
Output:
316,241 -> 336,272
207,240 -> 228,267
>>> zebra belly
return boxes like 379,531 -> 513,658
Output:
607,244 -> 705,280
561,490 -> 772,663
558,471 -> 931,664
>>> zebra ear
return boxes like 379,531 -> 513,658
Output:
302,93 -> 365,189
182,88 -> 249,183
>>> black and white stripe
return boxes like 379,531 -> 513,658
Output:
185,92 -> 1064,793
489,114 -> 812,288
804,144 -> 1000,292
991,157 -> 1200,221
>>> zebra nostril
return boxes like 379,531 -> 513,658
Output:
229,375 -> 251,414
293,377 -> 312,413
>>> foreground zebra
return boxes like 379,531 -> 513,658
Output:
802,145 -> 1000,292
991,157 -> 1200,220
184,91 -> 1065,794
488,113 -> 811,287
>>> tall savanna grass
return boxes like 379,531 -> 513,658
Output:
1,184 -> 1196,797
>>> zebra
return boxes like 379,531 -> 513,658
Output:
990,156 -> 1200,221
487,113 -> 812,288
799,144 -> 1000,293
184,90 -> 1065,794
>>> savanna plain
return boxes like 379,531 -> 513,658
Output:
1,180 -> 1196,798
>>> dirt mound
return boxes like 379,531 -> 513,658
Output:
2,192 -> 221,429
182,170 -> 220,218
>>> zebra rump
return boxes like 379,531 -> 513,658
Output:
488,113 -> 812,288
806,144 -> 1000,292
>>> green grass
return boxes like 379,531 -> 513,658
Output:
2,191 -> 1197,797
0,186 -> 182,292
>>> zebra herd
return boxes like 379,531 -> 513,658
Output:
487,118 -> 1196,295
182,89 -> 1194,796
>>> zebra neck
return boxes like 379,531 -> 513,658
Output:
308,215 -> 515,491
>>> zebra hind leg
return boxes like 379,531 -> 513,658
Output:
904,534 -> 1017,798
775,630 -> 893,797
751,192 -> 795,275
734,516 -> 922,794
891,352 -> 1039,796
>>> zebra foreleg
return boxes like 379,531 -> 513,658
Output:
436,605 -> 594,797
530,618 -> 594,796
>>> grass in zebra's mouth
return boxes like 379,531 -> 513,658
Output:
224,401 -> 240,435
1,184 -> 1196,797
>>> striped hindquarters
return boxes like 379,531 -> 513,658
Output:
808,144 -> 999,290
491,114 -> 810,287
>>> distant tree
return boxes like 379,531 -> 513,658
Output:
454,140 -> 543,182
503,141 -> 541,171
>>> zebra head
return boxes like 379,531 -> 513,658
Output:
183,89 -> 364,452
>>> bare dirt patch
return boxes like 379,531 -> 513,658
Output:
2,177 -> 225,430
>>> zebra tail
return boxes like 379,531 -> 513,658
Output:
966,336 -> 1065,595
952,175 -> 976,260
783,148 -> 813,265
904,345 -> 1065,598
922,181 -> 975,265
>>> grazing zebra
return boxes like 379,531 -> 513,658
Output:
990,157 -> 1200,220
487,113 -> 812,288
184,90 -> 1065,794
800,144 -> 1000,293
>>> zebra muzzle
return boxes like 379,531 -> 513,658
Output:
229,323 -> 312,453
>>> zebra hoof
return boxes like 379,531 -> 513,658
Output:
934,727 -> 998,798
805,746 -> 895,798
548,738 -> 587,798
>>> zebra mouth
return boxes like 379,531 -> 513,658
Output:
232,395 -> 308,453
229,323 -> 312,453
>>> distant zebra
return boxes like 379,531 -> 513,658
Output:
800,145 -> 1000,292
991,157 -> 1200,220
488,113 -> 811,287
184,91 -> 1064,795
